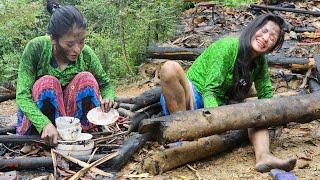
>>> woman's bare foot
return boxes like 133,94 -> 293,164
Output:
255,153 -> 297,173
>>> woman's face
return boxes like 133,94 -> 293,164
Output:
251,21 -> 280,56
52,26 -> 87,62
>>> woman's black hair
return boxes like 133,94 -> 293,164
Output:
46,0 -> 87,39
230,13 -> 286,100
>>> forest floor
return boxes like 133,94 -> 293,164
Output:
1,1 -> 320,179
0,80 -> 319,179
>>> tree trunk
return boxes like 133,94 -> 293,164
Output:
140,93 -> 320,143
143,129 -> 248,174
146,46 -> 314,70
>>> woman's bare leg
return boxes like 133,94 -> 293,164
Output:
248,128 -> 296,172
160,61 -> 190,114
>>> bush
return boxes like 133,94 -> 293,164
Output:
0,0 -> 48,84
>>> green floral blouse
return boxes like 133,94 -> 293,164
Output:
16,36 -> 115,133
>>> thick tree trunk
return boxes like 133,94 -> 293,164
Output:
140,93 -> 320,143
143,129 -> 248,174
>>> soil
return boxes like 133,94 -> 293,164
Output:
1,81 -> 319,179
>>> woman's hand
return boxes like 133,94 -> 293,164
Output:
41,123 -> 59,146
101,98 -> 118,112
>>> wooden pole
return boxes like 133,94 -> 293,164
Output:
139,93 -> 320,143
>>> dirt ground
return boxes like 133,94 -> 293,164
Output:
1,81 -> 319,179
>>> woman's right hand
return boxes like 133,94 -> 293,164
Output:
41,123 -> 59,146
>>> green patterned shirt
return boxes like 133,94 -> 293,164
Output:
187,37 -> 273,108
16,36 -> 115,133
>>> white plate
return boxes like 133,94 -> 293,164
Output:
87,107 -> 119,126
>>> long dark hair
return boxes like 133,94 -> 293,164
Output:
46,0 -> 87,39
230,13 -> 285,100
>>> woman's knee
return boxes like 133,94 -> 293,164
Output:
160,61 -> 183,82
32,75 -> 60,91
75,71 -> 95,79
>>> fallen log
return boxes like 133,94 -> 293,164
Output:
118,103 -> 135,110
0,93 -> 15,103
250,4 -> 320,16
139,93 -> 320,143
143,129 -> 248,174
0,154 -> 105,171
0,135 -> 40,144
116,87 -> 161,112
267,55 -> 315,71
147,46 -> 204,61
309,79 -> 320,93
101,132 -> 153,172
117,108 -> 135,118
0,126 -> 16,135
129,102 -> 162,132
314,55 -> 320,73
146,46 -> 314,70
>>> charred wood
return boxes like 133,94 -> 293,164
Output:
250,4 -> 320,16
102,132 -> 152,172
308,79 -> 320,93
115,87 -> 161,112
0,135 -> 40,144
0,93 -> 15,103
129,102 -> 162,132
0,126 -> 16,135
0,155 -> 105,171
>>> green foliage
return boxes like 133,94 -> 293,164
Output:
0,0 -> 183,84
80,0 -> 183,79
0,0 -> 48,84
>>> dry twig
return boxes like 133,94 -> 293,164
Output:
186,164 -> 202,180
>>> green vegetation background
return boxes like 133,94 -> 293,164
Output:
0,0 -> 256,85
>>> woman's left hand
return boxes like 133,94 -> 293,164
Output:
100,98 -> 118,112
